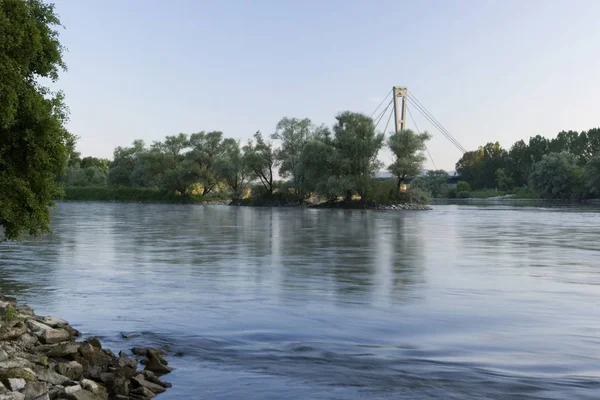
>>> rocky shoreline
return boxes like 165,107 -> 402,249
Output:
0,296 -> 172,400
308,202 -> 431,211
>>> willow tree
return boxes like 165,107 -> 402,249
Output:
0,0 -> 72,240
387,129 -> 431,191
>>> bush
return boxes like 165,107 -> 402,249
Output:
447,189 -> 457,198
61,186 -> 229,203
457,191 -> 470,198
456,181 -> 471,192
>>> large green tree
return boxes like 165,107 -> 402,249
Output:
387,129 -> 431,190
529,152 -> 583,199
244,132 -> 278,196
0,0 -> 72,240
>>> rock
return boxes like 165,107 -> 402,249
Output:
39,317 -> 68,328
80,380 -> 107,400
47,343 -> 80,358
47,386 -> 65,400
32,395 -> 49,400
0,367 -> 37,382
0,321 -> 27,341
62,326 -> 80,338
64,389 -> 103,400
84,338 -> 101,350
0,350 -> 8,362
33,367 -> 70,386
140,371 -> 170,388
100,373 -> 129,397
15,353 -> 48,368
26,321 -> 70,345
7,378 -> 26,391
64,385 -> 81,395
143,355 -> 172,375
16,307 -> 34,317
130,386 -> 155,398
131,375 -> 165,394
120,333 -> 141,339
78,345 -> 111,368
56,361 -> 83,381
0,392 -> 25,400
22,381 -> 48,400
0,358 -> 34,369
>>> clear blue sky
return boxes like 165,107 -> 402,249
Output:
52,0 -> 600,170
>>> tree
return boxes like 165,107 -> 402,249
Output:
495,168 -> 513,191
455,149 -> 484,189
187,131 -> 232,196
244,132 -> 278,196
529,152 -> 583,199
272,117 -> 316,191
387,129 -> 431,191
410,170 -> 449,198
214,140 -> 250,200
584,153 -> 600,196
506,140 -> 531,187
0,0 -> 72,240
332,111 -> 384,200
107,140 -> 147,186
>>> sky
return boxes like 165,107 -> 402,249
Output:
51,0 -> 600,170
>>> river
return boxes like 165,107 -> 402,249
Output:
1,202 -> 600,399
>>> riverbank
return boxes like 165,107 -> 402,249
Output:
0,295 -> 172,400
62,186 -> 229,205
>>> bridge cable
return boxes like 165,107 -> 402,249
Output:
370,89 -> 393,119
406,104 -> 438,170
373,99 -> 393,131
407,92 -> 466,152
382,101 -> 395,134
407,92 -> 467,153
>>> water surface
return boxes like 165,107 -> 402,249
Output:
1,202 -> 600,399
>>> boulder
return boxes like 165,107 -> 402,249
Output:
64,390 -> 104,400
64,385 -> 81,395
100,373 -> 129,397
0,367 -> 37,382
130,386 -> 155,398
56,361 -> 83,381
21,381 -> 48,400
26,321 -> 70,345
33,367 -> 70,386
84,338 -> 101,351
130,374 -> 165,394
143,355 -> 172,375
0,321 -> 27,341
0,392 -> 25,400
47,386 -> 65,400
80,380 -> 107,400
15,353 -> 48,368
0,358 -> 34,369
77,345 -> 111,368
7,378 -> 26,391
39,317 -> 68,328
47,343 -> 80,358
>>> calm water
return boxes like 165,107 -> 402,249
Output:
1,202 -> 600,399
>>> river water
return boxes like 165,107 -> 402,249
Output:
1,202 -> 600,399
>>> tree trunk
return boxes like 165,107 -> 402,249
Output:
345,190 -> 352,202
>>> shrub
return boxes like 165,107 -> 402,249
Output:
456,181 -> 471,192
457,191 -> 470,198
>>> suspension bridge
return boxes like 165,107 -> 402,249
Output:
370,86 -> 467,171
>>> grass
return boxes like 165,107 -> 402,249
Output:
61,186 -> 231,204
466,189 -> 510,199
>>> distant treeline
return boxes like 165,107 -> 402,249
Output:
60,113 -> 434,204
455,128 -> 600,199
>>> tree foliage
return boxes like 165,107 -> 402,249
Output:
410,170 -> 449,198
0,0 -> 72,240
529,152 -> 583,199
387,129 -> 431,189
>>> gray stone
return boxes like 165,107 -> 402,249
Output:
79,380 -> 107,400
15,353 -> 48,368
0,367 -> 37,382
143,356 -> 172,375
47,343 -> 80,358
130,386 -> 155,398
40,317 -> 68,328
64,385 -> 81,395
32,395 -> 49,400
65,389 -> 104,400
25,321 -> 70,345
120,332 -> 141,339
0,358 -> 33,370
0,392 -> 25,400
22,382 -> 48,400
0,349 -> 8,362
78,345 -> 111,368
7,378 -> 26,391
84,338 -> 101,350
33,367 -> 70,385
47,386 -> 65,400
57,361 -> 83,381
131,375 -> 165,394
0,321 -> 27,341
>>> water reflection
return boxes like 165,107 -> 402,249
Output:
1,203 -> 600,399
